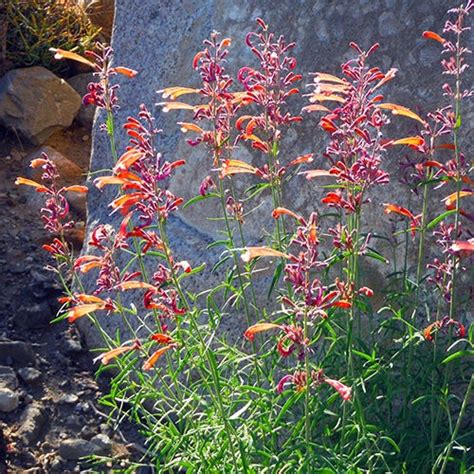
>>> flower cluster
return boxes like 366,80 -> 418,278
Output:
276,369 -> 352,401
15,153 -> 88,262
423,315 -> 466,342
158,31 -> 241,168
242,209 -> 357,398
237,18 -> 302,154
97,105 -> 185,221
305,43 -> 400,213
51,43 -> 137,115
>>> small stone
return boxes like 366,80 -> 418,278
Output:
0,388 -> 19,412
74,401 -> 90,413
80,425 -> 97,440
18,367 -> 42,384
63,338 -> 82,354
48,457 -> 63,470
17,403 -> 48,443
90,434 -> 112,454
0,341 -> 35,366
59,393 -> 79,404
23,394 -> 33,405
65,414 -> 83,429
58,438 -> 102,460
0,366 -> 19,390
99,423 -> 110,434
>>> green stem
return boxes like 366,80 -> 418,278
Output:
158,217 -> 243,471
437,374 -> 473,474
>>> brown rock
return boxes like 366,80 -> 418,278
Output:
0,67 -> 81,145
27,146 -> 84,186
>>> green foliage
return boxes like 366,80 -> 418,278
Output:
5,0 -> 101,75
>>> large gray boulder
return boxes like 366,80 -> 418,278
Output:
80,0 -> 473,348
0,67 -> 81,145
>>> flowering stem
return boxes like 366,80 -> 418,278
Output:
448,29 -> 463,321
437,373 -> 473,473
218,179 -> 254,327
228,178 -> 259,309
106,110 -> 118,163
158,216 -> 243,471
303,307 -> 311,451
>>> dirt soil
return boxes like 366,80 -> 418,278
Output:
0,125 -> 149,473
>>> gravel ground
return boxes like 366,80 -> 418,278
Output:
0,126 -> 150,473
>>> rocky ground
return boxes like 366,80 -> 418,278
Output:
0,126 -> 148,473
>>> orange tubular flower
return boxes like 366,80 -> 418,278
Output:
49,48 -> 95,68
451,240 -> 474,255
111,67 -> 138,77
157,87 -> 200,100
312,72 -> 348,85
288,153 -> 314,167
117,281 -> 156,290
308,93 -> 345,104
243,323 -> 282,342
305,169 -> 333,180
178,122 -> 204,134
422,31 -> 446,44
30,158 -> 49,169
67,302 -> 106,323
220,159 -> 258,177
302,103 -> 331,113
74,255 -> 103,273
142,344 -> 177,371
97,341 -> 140,365
442,191 -> 473,210
113,148 -> 145,172
272,207 -> 304,222
58,294 -> 104,305
390,136 -> 425,147
64,185 -> 88,193
377,103 -> 425,124
110,193 -> 147,215
15,177 -> 47,192
384,203 -> 420,237
157,102 -> 198,113
241,247 -> 290,263
150,334 -> 176,344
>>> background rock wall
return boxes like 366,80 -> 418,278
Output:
81,0 -> 473,347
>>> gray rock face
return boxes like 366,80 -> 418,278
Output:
0,67 -> 81,145
81,0 -> 473,348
